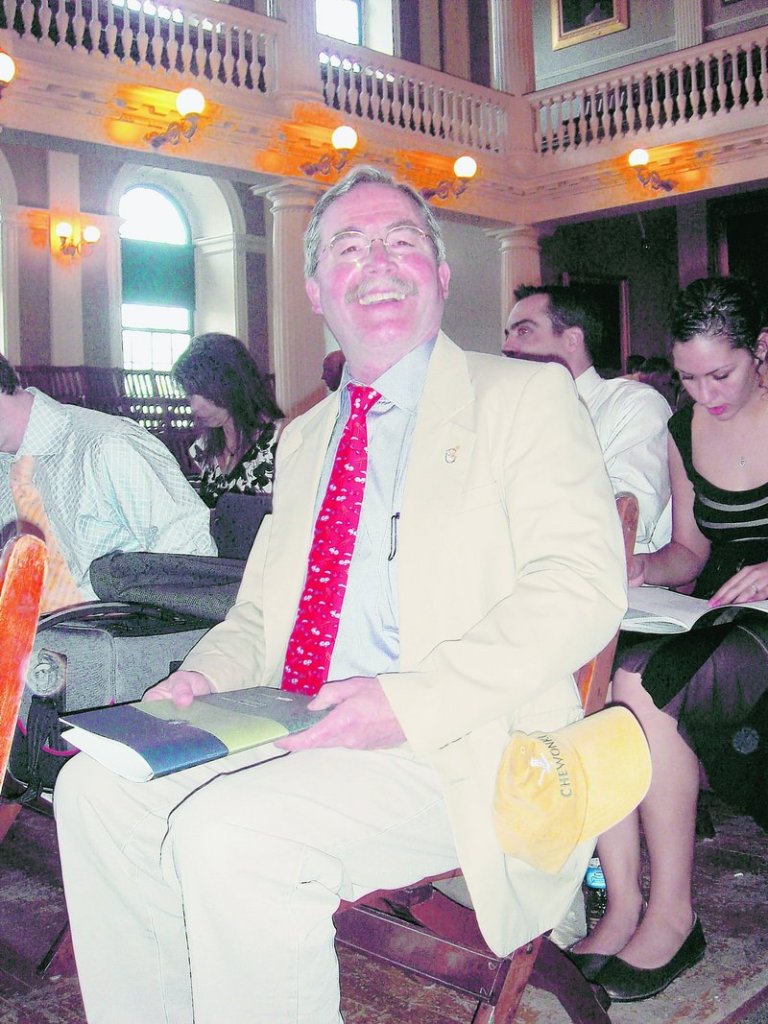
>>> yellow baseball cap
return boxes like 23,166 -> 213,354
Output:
493,705 -> 652,874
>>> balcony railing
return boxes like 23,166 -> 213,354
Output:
1,0 -> 277,94
316,38 -> 507,154
532,27 -> 768,155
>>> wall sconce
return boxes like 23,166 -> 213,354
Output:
421,156 -> 478,201
300,125 -> 358,178
54,221 -> 101,259
0,50 -> 15,94
628,148 -> 675,193
145,88 -> 206,149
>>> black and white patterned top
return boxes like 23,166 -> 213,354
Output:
192,421 -> 278,509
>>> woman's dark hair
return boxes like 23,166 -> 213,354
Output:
670,277 -> 763,354
172,333 -> 283,458
0,353 -> 20,394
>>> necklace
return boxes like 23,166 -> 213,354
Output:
738,454 -> 746,468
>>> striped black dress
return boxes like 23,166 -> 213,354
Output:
620,404 -> 768,829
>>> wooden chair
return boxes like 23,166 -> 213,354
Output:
333,493 -> 639,1024
0,535 -> 48,844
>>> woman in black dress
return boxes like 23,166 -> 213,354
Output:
569,278 -> 768,1001
173,333 -> 284,508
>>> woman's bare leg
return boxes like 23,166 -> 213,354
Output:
608,668 -> 699,968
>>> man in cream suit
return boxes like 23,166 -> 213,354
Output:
55,167 -> 627,1024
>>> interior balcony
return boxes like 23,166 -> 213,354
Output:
0,0 -> 765,228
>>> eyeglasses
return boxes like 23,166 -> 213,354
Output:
321,225 -> 432,264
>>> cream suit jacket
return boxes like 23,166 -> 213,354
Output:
182,333 -> 628,955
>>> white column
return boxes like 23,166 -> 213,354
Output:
674,0 -> 703,50
677,203 -> 709,288
276,0 -> 323,113
261,181 -> 325,418
491,225 -> 543,324
48,151 -> 84,365
489,0 -> 535,95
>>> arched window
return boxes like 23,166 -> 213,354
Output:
119,186 -> 195,370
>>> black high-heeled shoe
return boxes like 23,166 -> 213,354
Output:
595,915 -> 706,1002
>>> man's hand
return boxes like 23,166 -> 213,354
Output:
143,670 -> 214,708
276,677 -> 406,751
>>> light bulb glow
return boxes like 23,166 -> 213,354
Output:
331,125 -> 358,152
176,87 -> 205,117
453,155 -> 478,180
55,221 -> 73,240
628,148 -> 649,168
0,52 -> 15,85
82,225 -> 101,245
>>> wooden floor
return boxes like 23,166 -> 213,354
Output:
0,795 -> 766,1024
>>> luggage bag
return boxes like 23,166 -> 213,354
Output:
8,601 -> 213,798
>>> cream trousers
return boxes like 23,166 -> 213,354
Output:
54,743 -> 459,1024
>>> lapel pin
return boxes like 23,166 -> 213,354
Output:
444,446 -> 459,464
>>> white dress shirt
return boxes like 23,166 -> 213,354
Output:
575,366 -> 671,552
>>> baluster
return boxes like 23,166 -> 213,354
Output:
30,0 -> 41,38
135,3 -> 149,65
39,0 -> 52,41
417,82 -> 426,133
215,23 -> 228,83
64,0 -> 76,48
119,6 -> 133,61
693,57 -> 705,118
77,0 -> 94,52
659,67 -> 671,128
192,17 -> 206,77
702,51 -> 715,118
231,25 -> 243,87
395,74 -> 406,129
476,98 -> 486,150
103,0 -> 117,57
383,71 -> 393,125
443,87 -> 453,140
743,45 -> 756,107
618,80 -> 628,135
353,63 -> 363,117
12,0 -> 26,37
362,65 -> 373,120
149,5 -> 163,68
760,43 -> 768,107
243,27 -> 255,89
545,97 -> 556,152
716,50 -> 728,114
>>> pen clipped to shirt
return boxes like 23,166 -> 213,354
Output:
389,512 -> 400,561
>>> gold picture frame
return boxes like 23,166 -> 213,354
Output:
551,0 -> 629,50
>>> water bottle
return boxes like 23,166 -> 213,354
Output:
584,856 -> 607,932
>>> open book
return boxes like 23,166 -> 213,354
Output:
623,585 -> 768,635
61,687 -> 327,782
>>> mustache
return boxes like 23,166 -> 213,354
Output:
346,277 -> 416,304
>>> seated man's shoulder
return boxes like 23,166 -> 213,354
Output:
599,373 -> 671,419
69,406 -> 179,465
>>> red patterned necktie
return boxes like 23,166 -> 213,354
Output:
281,384 -> 381,695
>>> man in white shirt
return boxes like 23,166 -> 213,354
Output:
504,285 -> 672,552
0,354 -> 216,612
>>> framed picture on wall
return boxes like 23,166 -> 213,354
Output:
560,272 -> 630,372
551,0 -> 629,50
